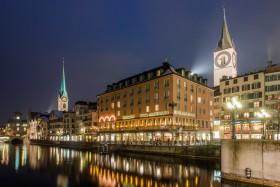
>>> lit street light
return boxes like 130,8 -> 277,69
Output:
257,109 -> 270,139
226,97 -> 242,139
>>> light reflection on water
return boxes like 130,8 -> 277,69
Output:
0,143 -> 224,187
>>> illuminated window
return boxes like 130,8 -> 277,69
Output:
155,104 -> 159,111
24,127 -> 26,131
244,112 -> 249,118
16,116 -> 20,120
210,101 -> 213,106
254,101 -> 260,108
176,79 -> 180,88
154,92 -> 159,102
17,127 -> 19,131
111,103 -> 114,109
198,97 -> 201,103
16,123 -> 20,127
117,101 -> 120,108
146,106 -> 150,113
117,111 -> 120,116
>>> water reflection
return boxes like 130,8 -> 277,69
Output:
0,143 -> 251,187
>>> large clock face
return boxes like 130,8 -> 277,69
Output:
215,51 -> 231,68
61,96 -> 67,102
232,52 -> 237,69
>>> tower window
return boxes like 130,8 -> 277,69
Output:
63,104 -> 66,109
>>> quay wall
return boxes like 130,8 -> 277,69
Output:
30,140 -> 220,159
30,139 -> 99,150
114,144 -> 220,160
221,139 -> 280,187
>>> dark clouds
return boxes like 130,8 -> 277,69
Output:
1,0 -> 280,124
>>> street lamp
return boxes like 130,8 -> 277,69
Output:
226,97 -> 242,139
257,109 -> 270,139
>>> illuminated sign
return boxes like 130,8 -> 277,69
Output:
140,111 -> 169,118
174,110 -> 195,117
251,120 -> 261,123
122,115 -> 135,120
214,120 -> 221,125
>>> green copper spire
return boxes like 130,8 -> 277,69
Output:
59,58 -> 68,98
215,8 -> 234,51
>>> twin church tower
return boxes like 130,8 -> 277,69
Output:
214,9 -> 237,86
55,9 -> 236,111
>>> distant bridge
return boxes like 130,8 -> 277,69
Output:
0,135 -> 23,142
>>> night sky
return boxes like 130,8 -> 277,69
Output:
1,0 -> 280,125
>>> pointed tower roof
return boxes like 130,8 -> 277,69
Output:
59,58 -> 68,98
215,8 -> 235,52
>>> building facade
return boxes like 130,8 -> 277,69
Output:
75,101 -> 98,141
97,61 -> 214,145
264,62 -> 280,139
6,111 -> 28,137
219,71 -> 265,139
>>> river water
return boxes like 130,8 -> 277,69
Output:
0,143 -> 263,187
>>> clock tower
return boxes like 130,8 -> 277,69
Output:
214,9 -> 237,87
58,58 -> 69,111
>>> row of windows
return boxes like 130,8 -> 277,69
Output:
265,74 -> 280,82
99,93 -> 210,111
100,118 -> 209,128
120,104 -> 195,115
222,92 -> 262,103
224,74 -> 259,85
265,84 -> 280,92
100,79 -> 210,103
223,110 -> 263,119
223,82 -> 262,94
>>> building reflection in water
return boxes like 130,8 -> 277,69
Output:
0,144 -> 221,187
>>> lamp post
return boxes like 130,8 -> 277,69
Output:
226,97 -> 242,139
257,109 -> 270,139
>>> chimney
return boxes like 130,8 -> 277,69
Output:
267,60 -> 273,67
202,78 -> 208,86
186,71 -> 191,78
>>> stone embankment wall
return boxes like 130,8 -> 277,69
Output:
221,139 -> 280,187
30,139 -> 99,150
114,144 -> 221,160
30,140 -> 220,159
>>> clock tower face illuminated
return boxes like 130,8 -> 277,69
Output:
213,10 -> 237,87
215,51 -> 231,68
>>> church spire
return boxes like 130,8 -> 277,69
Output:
59,58 -> 68,98
215,8 -> 234,52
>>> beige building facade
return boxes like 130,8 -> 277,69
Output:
97,62 -> 214,145
218,71 -> 266,139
